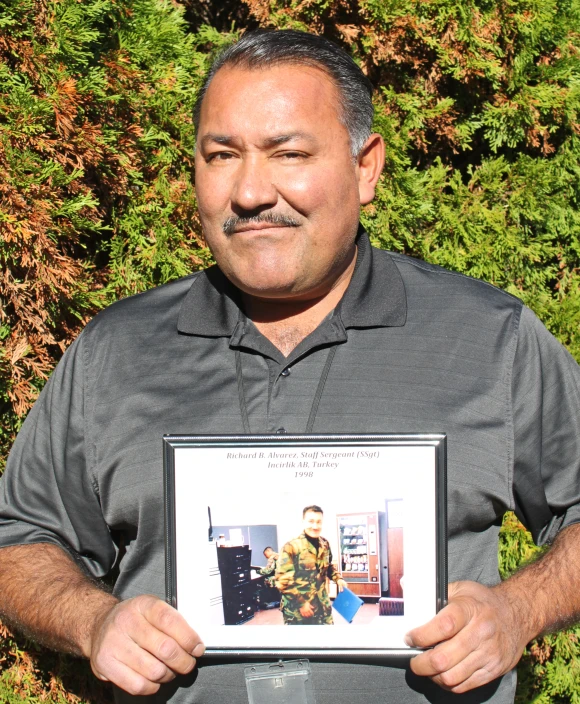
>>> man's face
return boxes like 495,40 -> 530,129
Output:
264,548 -> 274,559
303,510 -> 323,538
195,64 -> 364,302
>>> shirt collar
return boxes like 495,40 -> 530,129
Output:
177,225 -> 407,336
337,225 -> 407,328
301,532 -> 320,552
177,263 -> 242,337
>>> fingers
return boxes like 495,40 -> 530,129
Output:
92,638 -> 176,694
138,597 -> 205,662
411,645 -> 500,693
446,661 -> 500,694
121,609 -> 195,674
90,595 -> 205,697
405,600 -> 471,649
93,658 -> 164,697
406,581 -> 525,695
410,615 -> 491,677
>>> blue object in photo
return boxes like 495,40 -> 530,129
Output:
332,587 -> 364,623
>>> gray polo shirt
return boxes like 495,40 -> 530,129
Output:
2,231 -> 580,704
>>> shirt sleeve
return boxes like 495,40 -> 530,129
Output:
258,559 -> 276,578
275,544 -> 299,596
0,330 -> 117,578
326,545 -> 340,583
512,305 -> 580,545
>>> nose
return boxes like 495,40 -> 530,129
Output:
231,154 -> 277,212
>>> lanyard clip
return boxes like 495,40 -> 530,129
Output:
244,659 -> 316,704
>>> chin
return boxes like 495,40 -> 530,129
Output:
226,260 -> 305,297
234,277 -> 302,299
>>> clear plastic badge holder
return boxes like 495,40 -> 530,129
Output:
244,660 -> 316,704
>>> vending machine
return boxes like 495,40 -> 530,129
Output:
337,512 -> 385,597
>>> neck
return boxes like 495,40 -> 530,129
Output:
242,248 -> 357,357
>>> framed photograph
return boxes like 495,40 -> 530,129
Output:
164,433 -> 447,657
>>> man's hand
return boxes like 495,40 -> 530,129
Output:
337,578 -> 347,593
405,581 -> 527,694
299,601 -> 315,618
88,595 -> 205,696
0,545 -> 207,698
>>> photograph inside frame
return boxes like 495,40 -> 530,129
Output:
210,497 -> 404,628
167,436 -> 445,653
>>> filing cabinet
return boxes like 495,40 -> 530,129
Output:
216,545 -> 256,625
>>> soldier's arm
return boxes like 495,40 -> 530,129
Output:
326,546 -> 343,583
275,546 -> 302,598
260,561 -> 276,578
326,547 -> 347,591
274,547 -> 294,592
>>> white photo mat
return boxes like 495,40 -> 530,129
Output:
164,434 -> 447,657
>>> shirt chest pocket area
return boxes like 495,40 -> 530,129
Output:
297,551 -> 318,572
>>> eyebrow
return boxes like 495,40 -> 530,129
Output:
200,134 -> 236,148
262,132 -> 317,147
199,132 -> 318,149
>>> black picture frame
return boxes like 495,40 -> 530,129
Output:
164,433 -> 447,658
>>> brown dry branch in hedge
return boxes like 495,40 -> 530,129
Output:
0,138 -> 91,417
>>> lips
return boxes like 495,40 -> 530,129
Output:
222,213 -> 302,235
232,223 -> 291,233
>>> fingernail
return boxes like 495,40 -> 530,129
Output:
404,634 -> 414,647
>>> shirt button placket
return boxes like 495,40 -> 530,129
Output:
269,364 -> 291,433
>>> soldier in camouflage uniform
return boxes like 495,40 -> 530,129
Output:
257,547 -> 279,587
275,505 -> 347,625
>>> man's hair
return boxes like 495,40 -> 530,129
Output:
193,30 -> 374,157
303,504 -> 323,517
263,546 -> 274,555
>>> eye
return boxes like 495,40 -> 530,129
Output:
206,152 -> 235,163
276,151 -> 307,160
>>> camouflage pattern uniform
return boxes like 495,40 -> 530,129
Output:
275,532 -> 341,625
257,553 -> 278,587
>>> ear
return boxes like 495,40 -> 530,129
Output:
357,133 -> 385,205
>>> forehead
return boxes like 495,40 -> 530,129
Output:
198,64 -> 346,141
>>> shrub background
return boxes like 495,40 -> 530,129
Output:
1,0 -> 580,701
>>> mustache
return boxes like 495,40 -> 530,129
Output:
222,212 -> 301,235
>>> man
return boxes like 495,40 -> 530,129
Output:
254,546 -> 279,608
257,546 -> 278,587
0,28 -> 579,704
275,506 -> 347,625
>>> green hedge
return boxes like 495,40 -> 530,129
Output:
1,0 -> 580,701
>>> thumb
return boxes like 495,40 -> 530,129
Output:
447,581 -> 469,600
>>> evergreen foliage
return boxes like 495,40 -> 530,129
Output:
0,0 -> 221,469
1,0 -> 580,701
242,0 -> 580,357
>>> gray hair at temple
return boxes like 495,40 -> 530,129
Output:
193,30 -> 374,157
